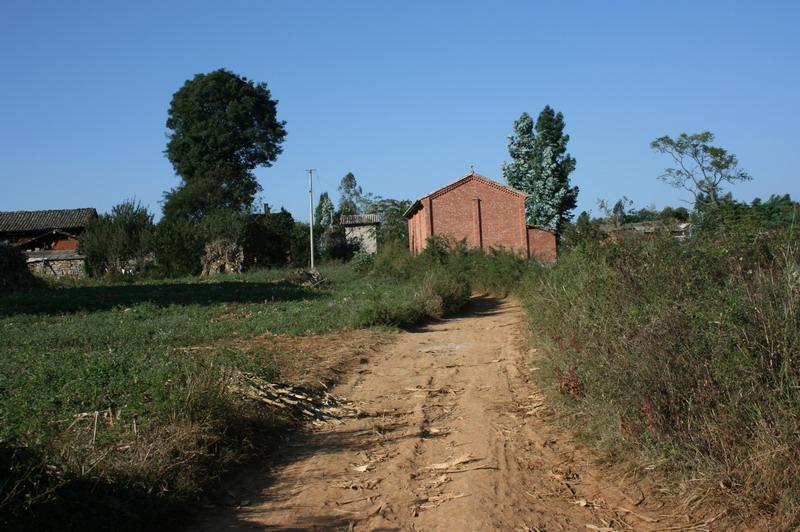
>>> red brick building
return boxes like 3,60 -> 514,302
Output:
404,171 -> 556,261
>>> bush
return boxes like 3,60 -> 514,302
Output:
350,251 -> 374,273
0,244 -> 36,291
240,208 -> 294,268
79,200 -> 154,277
151,217 -> 206,276
522,230 -> 800,525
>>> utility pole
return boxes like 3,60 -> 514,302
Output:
306,169 -> 316,270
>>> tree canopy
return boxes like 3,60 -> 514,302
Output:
314,192 -> 335,229
163,68 -> 287,220
338,172 -> 363,216
502,106 -> 578,234
650,131 -> 751,209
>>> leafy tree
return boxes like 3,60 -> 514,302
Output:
597,196 -> 632,227
338,172 -> 363,216
560,211 -> 604,248
314,192 -> 335,230
502,113 -> 536,192
320,223 -> 359,261
367,198 -> 413,245
290,222 -> 311,267
650,131 -> 751,209
163,68 -> 287,221
502,106 -> 578,234
79,199 -> 155,276
152,209 -> 249,276
241,207 -> 295,267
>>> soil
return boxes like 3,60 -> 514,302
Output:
201,296 -> 697,531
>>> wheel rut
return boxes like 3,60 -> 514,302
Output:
201,296 -> 682,531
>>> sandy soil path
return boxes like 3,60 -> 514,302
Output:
202,296 -> 679,531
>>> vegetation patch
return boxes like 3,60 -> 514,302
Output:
520,229 -> 800,527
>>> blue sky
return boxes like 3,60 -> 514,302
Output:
1,1 -> 798,221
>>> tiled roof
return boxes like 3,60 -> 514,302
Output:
25,250 -> 85,262
0,208 -> 97,233
341,214 -> 382,226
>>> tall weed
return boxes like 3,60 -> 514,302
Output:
521,230 -> 800,526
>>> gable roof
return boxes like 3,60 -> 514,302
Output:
404,170 -> 526,218
0,208 -> 97,233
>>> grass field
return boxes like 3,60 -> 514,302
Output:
0,263 -> 459,530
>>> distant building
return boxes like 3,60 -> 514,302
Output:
0,208 -> 97,278
341,213 -> 381,254
403,170 -> 556,262
599,220 -> 693,242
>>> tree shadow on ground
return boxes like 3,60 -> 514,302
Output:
0,280 -> 320,317
403,293 -> 506,334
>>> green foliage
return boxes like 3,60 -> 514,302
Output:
163,68 -> 287,221
651,131 -> 751,208
0,244 -> 37,291
350,250 -> 374,273
241,207 -> 294,268
0,262 -> 479,528
290,222 -> 311,268
694,194 -> 800,238
79,200 -> 155,277
314,192 -> 335,230
319,222 -> 359,261
150,217 -> 206,276
338,172 -> 362,216
502,106 -> 578,234
367,197 -> 413,245
521,231 -> 800,524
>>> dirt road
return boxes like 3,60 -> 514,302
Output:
203,296 -> 679,531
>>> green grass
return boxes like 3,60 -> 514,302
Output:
517,230 -> 800,528
0,263 -> 452,530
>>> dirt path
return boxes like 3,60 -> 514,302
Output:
202,296 -> 682,531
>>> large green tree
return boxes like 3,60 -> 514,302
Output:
314,192 -> 335,229
163,68 -> 287,220
502,106 -> 578,234
338,172 -> 363,215
650,131 -> 751,208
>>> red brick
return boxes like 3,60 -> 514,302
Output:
405,172 -> 556,261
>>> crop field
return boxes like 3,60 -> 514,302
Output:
0,263 -> 448,529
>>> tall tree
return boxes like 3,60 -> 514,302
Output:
338,172 -> 363,215
314,192 -> 335,229
502,106 -> 578,234
366,197 -> 413,245
501,113 -> 536,191
650,131 -> 751,208
163,68 -> 287,221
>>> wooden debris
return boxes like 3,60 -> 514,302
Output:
424,454 -> 479,470
228,371 -> 358,422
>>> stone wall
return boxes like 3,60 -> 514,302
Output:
27,258 -> 86,278
345,225 -> 378,254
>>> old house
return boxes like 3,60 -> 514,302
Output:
404,170 -> 556,261
341,213 -> 381,254
0,208 -> 97,277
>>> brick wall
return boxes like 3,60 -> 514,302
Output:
527,228 -> 557,262
431,179 -> 528,253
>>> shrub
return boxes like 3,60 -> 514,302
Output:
151,217 -> 206,276
373,240 -> 414,279
416,268 -> 470,318
522,229 -> 800,525
0,244 -> 36,291
350,251 -> 374,273
79,200 -> 154,277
